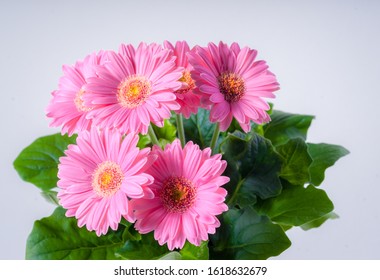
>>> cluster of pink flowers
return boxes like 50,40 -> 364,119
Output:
47,41 -> 279,250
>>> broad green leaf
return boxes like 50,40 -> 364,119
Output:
26,207 -> 126,260
308,143 -> 349,186
280,224 -> 293,231
257,184 -> 334,226
276,138 -> 312,185
14,133 -> 77,191
179,241 -> 209,260
182,108 -> 222,149
116,232 -> 169,260
264,110 -> 314,146
221,131 -> 283,206
40,190 -> 59,206
300,212 -> 339,231
210,207 -> 291,260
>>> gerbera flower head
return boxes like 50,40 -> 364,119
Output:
46,51 -> 108,136
57,127 -> 156,236
163,40 -> 201,118
188,41 -> 279,132
132,139 -> 229,250
85,42 -> 182,135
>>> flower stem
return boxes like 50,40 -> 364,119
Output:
148,124 -> 160,147
227,179 -> 243,207
176,113 -> 186,148
210,122 -> 220,154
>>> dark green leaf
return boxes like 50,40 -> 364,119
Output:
26,207 -> 126,260
257,185 -> 334,226
280,224 -> 293,231
182,108 -> 222,149
301,212 -> 339,231
264,110 -> 314,146
276,138 -> 312,185
210,207 -> 291,260
14,133 -> 77,191
221,131 -> 283,206
179,241 -> 209,260
116,232 -> 169,260
308,143 -> 349,186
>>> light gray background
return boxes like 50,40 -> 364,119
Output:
1,0 -> 379,259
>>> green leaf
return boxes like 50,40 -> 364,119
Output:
210,207 -> 291,260
158,252 -> 182,260
276,138 -> 313,185
182,108 -> 221,149
137,134 -> 151,149
264,110 -> 314,146
221,131 -> 283,206
153,119 -> 177,143
40,190 -> 59,206
301,212 -> 339,231
26,207 -> 126,260
179,241 -> 209,260
138,120 -> 177,149
14,133 -> 77,191
308,143 -> 349,186
116,232 -> 169,260
257,184 -> 334,226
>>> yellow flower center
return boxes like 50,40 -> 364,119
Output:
92,161 -> 124,197
74,88 -> 92,112
175,70 -> 195,94
218,72 -> 245,102
160,176 -> 196,213
117,76 -> 151,108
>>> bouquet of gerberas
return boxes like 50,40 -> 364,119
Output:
14,41 -> 348,260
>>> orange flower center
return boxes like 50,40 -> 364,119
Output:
117,76 -> 151,108
160,176 -> 196,213
92,161 -> 124,197
218,72 -> 245,102
74,88 -> 92,112
175,70 -> 195,94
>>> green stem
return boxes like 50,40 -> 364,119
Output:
148,125 -> 160,147
227,179 -> 244,206
210,122 -> 220,154
176,113 -> 186,148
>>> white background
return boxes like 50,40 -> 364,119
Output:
1,0 -> 379,259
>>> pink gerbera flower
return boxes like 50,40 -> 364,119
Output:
57,127 -> 156,236
132,139 -> 229,250
85,43 -> 182,135
188,42 -> 279,132
46,51 -> 108,136
163,41 -> 201,118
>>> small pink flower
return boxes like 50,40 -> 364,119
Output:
132,140 -> 229,250
188,42 -> 279,132
163,41 -> 201,118
85,43 -> 182,135
57,127 -> 156,236
46,51 -> 108,136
